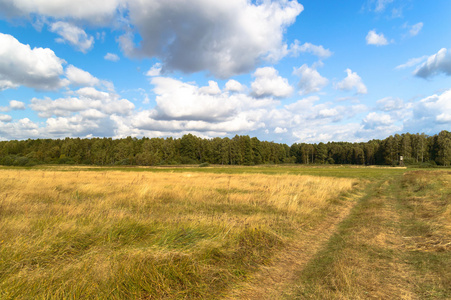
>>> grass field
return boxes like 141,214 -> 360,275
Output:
0,166 -> 449,299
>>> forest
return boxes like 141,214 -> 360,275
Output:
0,130 -> 450,167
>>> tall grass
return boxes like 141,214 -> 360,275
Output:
0,169 -> 358,299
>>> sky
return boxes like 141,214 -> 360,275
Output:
0,0 -> 450,144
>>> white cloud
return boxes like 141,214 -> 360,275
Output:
225,79 -> 245,93
318,108 -> 339,118
336,69 -> 367,94
2,1 -> 302,78
65,65 -> 100,87
9,100 -> 26,110
293,64 -> 329,95
199,81 -> 221,95
0,100 -> 26,112
0,0 -> 122,25
366,30 -> 388,46
150,77 -> 240,122
0,114 -> 12,122
395,55 -> 428,70
80,109 -> 107,120
128,75 -> 280,136
29,87 -> 134,118
50,21 -> 94,53
293,123 -> 364,143
0,118 -> 41,140
409,22 -> 423,37
104,53 -> 120,62
0,33 -> 66,90
43,114 -> 117,137
376,97 -> 404,111
436,113 -> 451,123
362,112 -> 393,129
251,67 -> 293,98
414,48 -> 451,78
290,41 -> 333,59
146,63 -> 162,77
123,0 -> 303,78
405,89 -> 451,133
280,99 -> 368,143
373,0 -> 394,12
0,79 -> 17,90
274,127 -> 287,134
285,96 -> 320,111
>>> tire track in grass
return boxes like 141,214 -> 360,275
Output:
284,171 -> 451,299
222,186 -> 366,299
286,178 -> 420,299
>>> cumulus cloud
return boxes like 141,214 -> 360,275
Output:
336,69 -> 367,94
146,63 -> 162,77
127,75 -> 282,136
279,97 -> 367,142
150,77 -> 240,122
0,0 -> 122,25
123,0 -> 303,78
1,1 -> 303,78
44,114 -> 119,137
199,81 -> 221,95
104,53 -> 120,61
9,100 -> 26,110
356,113 -> 402,141
376,97 -> 404,111
0,33 -> 66,90
0,100 -> 26,112
66,65 -> 100,87
128,75 -> 366,142
404,89 -> 451,133
225,79 -> 245,93
414,48 -> 451,78
293,64 -> 329,95
49,21 -> 94,53
362,112 -> 393,129
29,87 -> 134,118
0,114 -> 12,122
251,67 -> 293,98
0,118 -> 41,140
366,30 -> 389,46
290,41 -> 333,59
274,127 -> 287,134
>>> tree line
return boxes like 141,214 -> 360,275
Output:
0,131 -> 450,167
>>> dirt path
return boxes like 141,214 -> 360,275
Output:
222,190 -> 364,299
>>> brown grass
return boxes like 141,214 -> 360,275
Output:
0,168 -> 358,299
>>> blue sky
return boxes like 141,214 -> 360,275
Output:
0,0 -> 450,144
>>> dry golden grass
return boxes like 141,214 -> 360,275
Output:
0,168 -> 358,299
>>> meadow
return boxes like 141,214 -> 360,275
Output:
0,166 -> 449,299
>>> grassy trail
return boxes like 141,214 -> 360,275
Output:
284,171 -> 451,299
223,188 -> 365,299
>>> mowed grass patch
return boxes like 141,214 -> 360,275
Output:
0,169 -> 358,299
